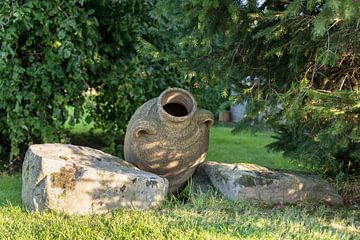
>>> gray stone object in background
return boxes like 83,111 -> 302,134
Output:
124,88 -> 214,193
230,88 -> 247,122
22,144 -> 168,215
192,161 -> 343,206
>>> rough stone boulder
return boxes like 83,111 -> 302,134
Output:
192,161 -> 343,206
22,144 -> 168,215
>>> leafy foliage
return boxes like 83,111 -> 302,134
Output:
1,0 -> 359,178
191,81 -> 227,118
0,0 -> 96,169
84,1 -> 186,156
0,0 -> 184,169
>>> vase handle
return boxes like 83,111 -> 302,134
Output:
197,109 -> 214,128
133,122 -> 157,138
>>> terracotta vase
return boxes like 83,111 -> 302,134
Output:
124,88 -> 214,193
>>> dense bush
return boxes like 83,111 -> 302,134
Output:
0,0 -> 184,170
190,82 -> 227,119
82,1 -> 187,156
0,0 -> 96,169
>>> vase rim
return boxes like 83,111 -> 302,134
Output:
157,88 -> 197,123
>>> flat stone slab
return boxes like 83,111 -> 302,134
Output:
22,144 -> 169,215
192,161 -> 343,206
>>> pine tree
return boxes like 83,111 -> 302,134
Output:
154,0 -> 360,177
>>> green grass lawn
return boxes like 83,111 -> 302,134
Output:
207,127 -> 304,170
0,127 -> 359,239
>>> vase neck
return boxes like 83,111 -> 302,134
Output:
157,88 -> 197,126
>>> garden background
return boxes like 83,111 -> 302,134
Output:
0,0 -> 359,239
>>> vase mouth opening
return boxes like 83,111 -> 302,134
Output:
158,88 -> 196,122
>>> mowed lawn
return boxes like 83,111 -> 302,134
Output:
0,127 -> 359,239
207,127 -> 303,170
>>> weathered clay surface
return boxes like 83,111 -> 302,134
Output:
192,161 -> 343,205
22,144 -> 168,215
124,88 -> 214,193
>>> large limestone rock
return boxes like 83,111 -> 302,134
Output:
192,161 -> 343,205
22,144 -> 168,215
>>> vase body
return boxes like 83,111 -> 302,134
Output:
124,88 -> 214,193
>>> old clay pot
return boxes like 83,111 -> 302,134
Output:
124,88 -> 214,193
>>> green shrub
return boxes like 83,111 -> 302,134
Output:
0,0 -> 184,170
0,0 -> 96,169
191,82 -> 227,118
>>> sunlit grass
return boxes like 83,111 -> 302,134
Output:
0,127 -> 358,239
207,127 -> 303,170
0,181 -> 359,239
